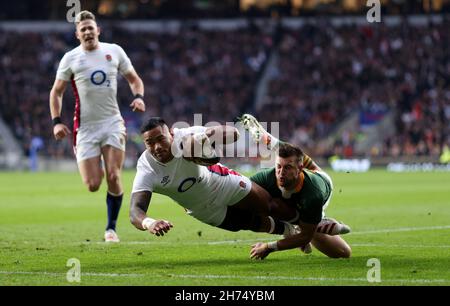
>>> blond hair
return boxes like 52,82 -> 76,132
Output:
75,10 -> 96,25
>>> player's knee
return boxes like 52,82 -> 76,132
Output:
341,245 -> 352,258
84,178 -> 101,192
88,184 -> 101,192
106,171 -> 121,186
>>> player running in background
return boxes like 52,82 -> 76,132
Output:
49,11 -> 146,242
238,114 -> 351,259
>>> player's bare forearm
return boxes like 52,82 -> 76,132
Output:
124,69 -> 145,112
251,219 -> 317,259
129,76 -> 144,97
129,191 -> 152,230
277,222 -> 316,250
124,69 -> 144,96
49,91 -> 62,118
49,79 -> 67,119
49,80 -> 71,140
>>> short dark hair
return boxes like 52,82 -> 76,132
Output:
140,117 -> 167,134
278,142 -> 304,164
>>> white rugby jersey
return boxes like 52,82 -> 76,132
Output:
132,126 -> 250,225
56,42 -> 133,125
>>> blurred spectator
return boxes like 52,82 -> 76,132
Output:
0,26 -> 272,161
0,19 -> 448,162
29,136 -> 44,172
258,19 -> 448,158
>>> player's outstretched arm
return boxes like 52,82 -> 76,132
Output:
124,69 -> 145,112
49,79 -> 71,140
250,221 -> 316,260
130,191 -> 173,236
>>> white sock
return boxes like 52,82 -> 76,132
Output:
107,190 -> 123,197
286,211 -> 300,224
268,216 -> 276,234
263,132 -> 280,151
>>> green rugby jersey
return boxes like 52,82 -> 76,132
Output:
250,168 -> 332,224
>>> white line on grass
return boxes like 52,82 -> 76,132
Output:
92,225 -> 450,246
0,271 -> 142,278
170,274 -> 449,284
350,225 -> 450,235
206,225 -> 450,245
3,225 -> 449,247
0,271 -> 448,284
350,243 -> 450,248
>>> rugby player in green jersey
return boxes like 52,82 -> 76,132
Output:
238,114 -> 351,260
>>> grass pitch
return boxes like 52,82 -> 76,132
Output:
0,169 -> 449,286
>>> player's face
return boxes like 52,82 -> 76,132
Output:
76,20 -> 100,51
143,125 -> 174,163
275,156 -> 301,189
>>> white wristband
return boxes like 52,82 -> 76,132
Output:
267,241 -> 279,251
142,217 -> 156,230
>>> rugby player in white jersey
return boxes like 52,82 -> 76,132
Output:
49,11 -> 145,242
129,117 -> 303,237
129,117 -> 350,242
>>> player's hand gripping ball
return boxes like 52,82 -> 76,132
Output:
182,133 -> 220,166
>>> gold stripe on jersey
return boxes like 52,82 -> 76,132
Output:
303,155 -> 313,168
294,172 -> 305,193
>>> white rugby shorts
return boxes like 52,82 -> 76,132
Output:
315,170 -> 334,216
186,169 -> 252,227
74,117 -> 126,162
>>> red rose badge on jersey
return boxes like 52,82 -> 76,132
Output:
239,181 -> 247,189
106,54 -> 112,61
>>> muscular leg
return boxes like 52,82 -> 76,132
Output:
78,156 -> 103,192
101,145 -> 125,233
219,189 -> 296,234
232,182 -> 297,221
218,205 -> 271,233
101,145 -> 125,195
311,233 -> 352,258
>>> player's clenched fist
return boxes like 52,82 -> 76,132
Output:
142,218 -> 173,237
53,123 -> 71,140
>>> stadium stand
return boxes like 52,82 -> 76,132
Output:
0,25 -> 272,162
258,19 -> 449,159
0,17 -> 448,165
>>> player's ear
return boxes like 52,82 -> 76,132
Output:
97,26 -> 101,36
169,128 -> 174,137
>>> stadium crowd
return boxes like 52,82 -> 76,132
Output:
258,19 -> 449,158
0,18 -> 448,162
0,25 -> 272,160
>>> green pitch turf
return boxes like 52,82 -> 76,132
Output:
0,169 -> 449,286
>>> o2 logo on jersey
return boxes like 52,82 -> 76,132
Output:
90,70 -> 110,87
178,177 -> 196,193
